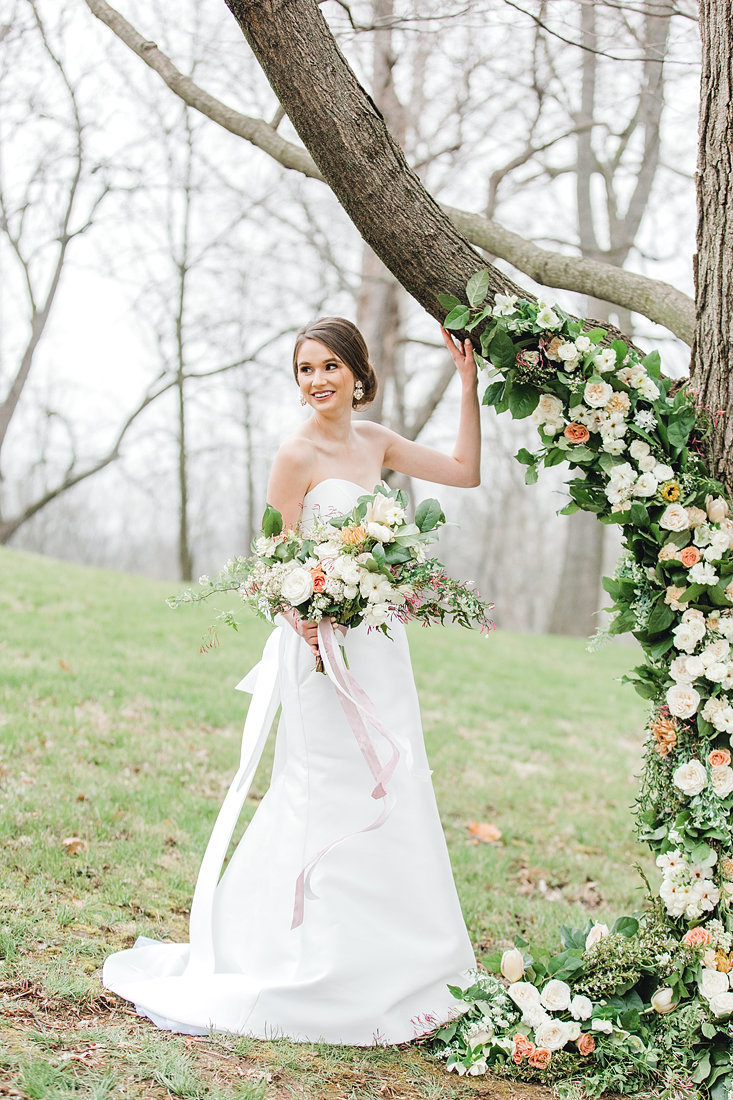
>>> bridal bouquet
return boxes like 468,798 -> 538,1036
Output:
170,485 -> 493,658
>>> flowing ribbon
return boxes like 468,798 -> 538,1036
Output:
185,626 -> 284,977
289,620 -> 403,929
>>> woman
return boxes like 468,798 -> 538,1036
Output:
103,316 -> 481,1045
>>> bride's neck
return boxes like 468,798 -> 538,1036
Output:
310,408 -> 354,445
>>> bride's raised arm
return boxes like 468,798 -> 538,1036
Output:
366,328 -> 481,488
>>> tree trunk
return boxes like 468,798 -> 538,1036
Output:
692,0 -> 733,495
224,0 -> 520,321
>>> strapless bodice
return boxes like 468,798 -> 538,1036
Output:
301,478 -> 372,531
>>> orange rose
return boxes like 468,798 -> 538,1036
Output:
564,422 -> 590,444
682,926 -> 712,947
576,1033 -> 596,1057
528,1048 -> 551,1069
709,749 -> 732,768
311,567 -> 327,592
512,1050 -> 524,1064
680,545 -> 702,568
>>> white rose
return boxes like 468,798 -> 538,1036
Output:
336,558 -> 362,586
534,1019 -> 573,1051
672,759 -> 707,796
585,923 -> 610,950
280,567 -> 314,605
660,504 -> 690,532
711,765 -> 733,798
507,981 -> 542,1012
575,336 -> 592,353
570,994 -> 593,1021
343,584 -> 359,599
650,987 -> 676,1014
629,439 -> 651,461
703,640 -> 730,663
706,662 -> 729,683
669,656 -> 695,683
685,655 -> 706,678
714,706 -> 733,732
639,454 -> 657,472
591,1019 -> 613,1034
367,521 -> 394,543
558,342 -> 579,361
634,473 -> 658,497
533,394 -> 564,425
539,979 -> 572,1011
654,464 -> 675,482
500,948 -> 525,983
666,683 -> 701,719
609,461 -> 636,487
700,967 -> 730,1001
709,992 -> 733,1018
521,1004 -> 550,1030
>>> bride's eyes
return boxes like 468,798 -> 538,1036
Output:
298,362 -> 340,374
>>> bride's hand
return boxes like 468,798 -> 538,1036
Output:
284,609 -> 319,656
440,326 -> 477,388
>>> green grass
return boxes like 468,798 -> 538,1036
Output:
0,546 -> 648,1098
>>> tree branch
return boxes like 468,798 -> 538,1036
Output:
82,0 -> 694,343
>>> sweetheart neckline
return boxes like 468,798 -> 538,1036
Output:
303,477 -> 374,501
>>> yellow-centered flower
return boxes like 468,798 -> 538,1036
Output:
660,481 -> 681,503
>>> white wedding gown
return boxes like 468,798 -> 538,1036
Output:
103,478 -> 476,1044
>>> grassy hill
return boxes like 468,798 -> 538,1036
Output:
0,546 -> 648,1099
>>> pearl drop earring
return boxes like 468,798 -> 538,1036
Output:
300,394 -> 307,406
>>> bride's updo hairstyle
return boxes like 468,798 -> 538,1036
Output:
292,317 -> 378,409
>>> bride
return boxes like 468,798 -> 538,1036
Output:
103,316 -> 482,1046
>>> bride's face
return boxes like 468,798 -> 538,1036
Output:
296,338 -> 355,412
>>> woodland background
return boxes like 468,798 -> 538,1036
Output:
1,0 -> 700,634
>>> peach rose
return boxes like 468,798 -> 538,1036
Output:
513,1035 -> 535,1058
576,1033 -> 596,1057
687,506 -> 708,527
710,749 -> 732,768
564,422 -> 590,444
528,1048 -> 552,1069
683,926 -> 713,947
680,545 -> 702,568
311,567 -> 327,592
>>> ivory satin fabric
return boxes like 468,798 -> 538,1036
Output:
102,478 -> 475,1044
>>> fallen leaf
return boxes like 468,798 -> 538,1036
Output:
467,821 -> 502,843
61,836 -> 89,855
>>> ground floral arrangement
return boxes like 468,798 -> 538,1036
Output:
426,276 -> 733,1098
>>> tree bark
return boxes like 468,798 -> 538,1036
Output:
692,0 -> 733,494
224,0 -> 518,320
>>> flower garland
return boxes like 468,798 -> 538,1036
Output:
428,274 -> 733,1096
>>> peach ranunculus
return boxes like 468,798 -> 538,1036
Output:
528,1048 -> 552,1070
710,749 -> 732,768
340,524 -> 367,546
564,422 -> 590,444
680,545 -> 702,568
576,1033 -> 596,1057
605,391 -> 631,415
682,926 -> 713,948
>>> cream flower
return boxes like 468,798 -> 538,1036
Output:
500,948 -> 525,983
367,521 -> 394,543
666,683 -> 701,719
700,967 -> 730,1000
660,504 -> 690,532
539,979 -> 571,1012
585,922 -> 610,950
634,473 -> 658,497
584,380 -> 614,408
537,306 -> 561,329
280,567 -> 314,605
665,587 -> 689,613
673,759 -> 707,797
689,561 -> 719,586
365,494 -> 405,527
650,987 -> 676,1014
594,348 -> 617,373
507,981 -> 542,1012
711,765 -> 733,799
570,995 -> 593,1021
629,439 -> 651,461
707,496 -> 730,523
709,992 -> 733,1018
534,1019 -> 573,1052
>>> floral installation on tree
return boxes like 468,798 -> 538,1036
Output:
169,484 -> 494,668
425,275 -> 733,1097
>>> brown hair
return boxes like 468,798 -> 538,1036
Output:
292,317 -> 378,408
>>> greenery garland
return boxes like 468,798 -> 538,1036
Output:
427,274 -> 733,1098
